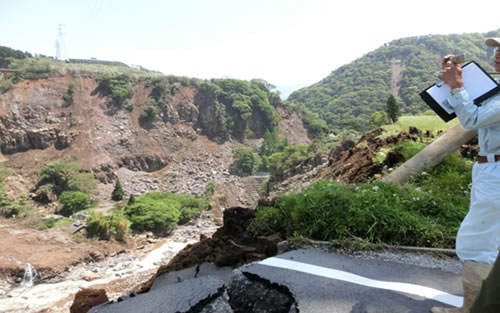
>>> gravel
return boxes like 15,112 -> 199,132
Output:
349,250 -> 463,274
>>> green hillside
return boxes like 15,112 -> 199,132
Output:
288,29 -> 500,132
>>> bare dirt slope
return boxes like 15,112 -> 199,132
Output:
0,74 -> 309,205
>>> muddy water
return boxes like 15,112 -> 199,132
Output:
0,219 -> 219,313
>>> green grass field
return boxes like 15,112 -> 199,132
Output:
381,115 -> 459,137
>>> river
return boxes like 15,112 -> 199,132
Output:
0,218 -> 219,313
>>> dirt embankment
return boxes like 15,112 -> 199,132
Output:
137,207 -> 284,294
269,127 -> 479,195
0,218 -> 135,287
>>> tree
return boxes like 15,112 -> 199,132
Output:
233,147 -> 261,176
111,179 -> 124,201
386,95 -> 401,123
58,191 -> 91,217
38,158 -> 80,195
124,197 -> 180,235
127,194 -> 136,205
68,172 -> 98,195
370,111 -> 389,127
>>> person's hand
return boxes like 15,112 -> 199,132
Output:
441,55 -> 464,89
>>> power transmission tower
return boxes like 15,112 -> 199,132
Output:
56,24 -> 68,60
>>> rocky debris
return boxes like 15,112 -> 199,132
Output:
70,288 -> 109,313
0,122 -> 61,154
81,271 -> 97,282
118,154 -> 170,172
92,163 -> 118,184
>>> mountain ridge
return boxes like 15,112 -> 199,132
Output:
288,29 -> 500,132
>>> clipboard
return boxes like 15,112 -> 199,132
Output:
419,61 -> 500,122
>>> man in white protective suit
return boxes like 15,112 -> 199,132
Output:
431,37 -> 500,313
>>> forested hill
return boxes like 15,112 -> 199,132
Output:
288,29 -> 500,132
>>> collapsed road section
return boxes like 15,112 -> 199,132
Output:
86,248 -> 464,313
87,262 -> 298,313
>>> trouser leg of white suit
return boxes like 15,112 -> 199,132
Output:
456,162 -> 500,265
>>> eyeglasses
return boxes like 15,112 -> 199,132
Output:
495,47 -> 499,54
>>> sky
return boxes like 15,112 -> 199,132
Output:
1,0 -> 498,97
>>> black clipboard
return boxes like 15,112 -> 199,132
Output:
419,61 -> 500,122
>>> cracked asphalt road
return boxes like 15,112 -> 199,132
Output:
245,249 -> 463,313
90,248 -> 463,313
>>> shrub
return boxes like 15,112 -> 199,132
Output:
258,179 -> 269,197
232,147 -> 261,176
370,111 -> 389,127
36,159 -> 98,202
124,192 -> 207,235
393,141 -> 427,160
124,196 -> 181,235
58,191 -> 91,217
247,206 -> 285,236
46,216 -> 74,228
0,163 -> 9,182
203,181 -> 216,200
37,158 -> 80,195
139,105 -> 160,125
0,185 -> 15,217
63,82 -> 76,105
86,211 -> 129,241
95,73 -> 133,109
68,172 -> 98,195
34,183 -> 55,204
0,194 -> 48,229
0,79 -> 14,94
150,78 -> 168,103
268,144 -> 311,175
163,193 -> 207,224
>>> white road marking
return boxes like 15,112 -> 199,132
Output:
259,257 -> 462,307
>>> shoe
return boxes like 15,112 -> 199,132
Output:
431,261 -> 492,313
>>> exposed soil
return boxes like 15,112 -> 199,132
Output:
269,127 -> 479,195
0,218 -> 138,286
70,288 -> 108,313
137,207 -> 284,294
391,58 -> 406,100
